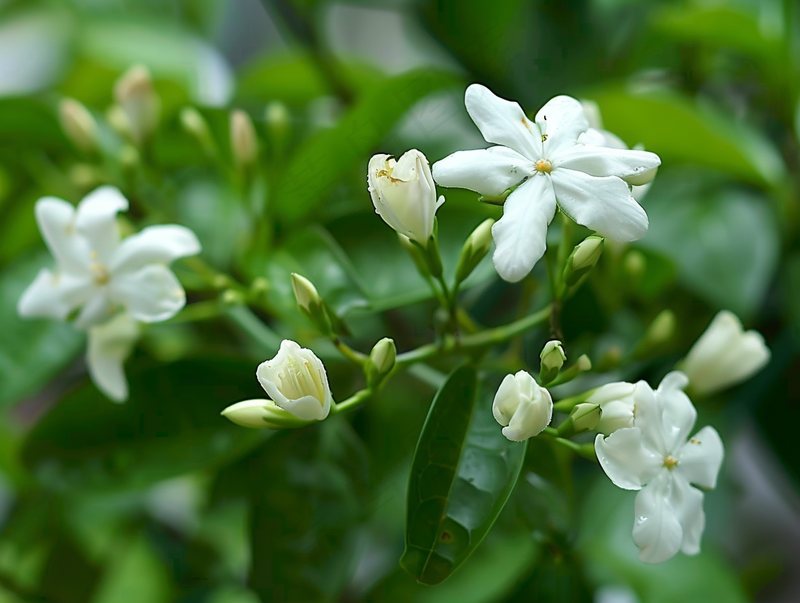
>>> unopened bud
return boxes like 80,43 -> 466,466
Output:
563,236 -> 604,286
539,339 -> 566,384
455,218 -> 494,284
250,277 -> 269,296
290,273 -> 331,334
366,337 -> 396,387
265,100 -> 290,151
59,98 -> 99,154
69,164 -> 100,189
221,399 -> 310,429
180,107 -> 215,155
221,289 -> 245,305
118,145 -> 140,172
114,65 -> 160,144
107,105 -> 132,139
230,109 -> 258,166
635,309 -> 676,358
624,250 -> 646,281
570,402 -> 601,432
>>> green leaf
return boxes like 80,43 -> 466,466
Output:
247,418 -> 368,603
272,68 -> 459,224
0,98 -> 67,149
21,358 -> 266,492
401,366 -> 527,585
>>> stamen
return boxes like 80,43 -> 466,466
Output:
534,159 -> 552,174
90,263 -> 110,285
663,455 -> 678,470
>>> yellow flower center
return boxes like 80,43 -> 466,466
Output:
663,455 -> 678,470
90,262 -> 110,285
534,159 -> 553,173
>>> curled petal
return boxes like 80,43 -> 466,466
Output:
110,225 -> 201,274
631,382 -> 669,457
75,186 -> 129,263
535,96 -> 590,158
109,265 -> 186,323
492,373 -> 521,426
676,425 -> 724,490
595,428 -> 663,490
554,145 -> 661,185
491,175 -> 557,282
669,473 -> 706,556
432,147 -> 534,197
464,84 -> 541,160
657,371 -> 697,453
86,313 -> 139,402
18,269 -> 94,321
34,197 -> 90,274
632,472 -> 683,563
551,169 -> 648,242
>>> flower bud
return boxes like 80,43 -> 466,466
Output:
59,98 -> 99,154
114,65 -> 160,144
623,249 -> 646,281
398,233 -> 430,277
230,109 -> 258,167
368,149 -> 444,247
290,273 -> 332,334
180,107 -> 215,156
221,399 -> 310,429
366,337 -> 396,387
265,100 -> 290,153
682,310 -> 770,397
492,370 -> 553,441
539,339 -> 566,384
563,236 -> 604,286
256,340 -> 333,421
566,402 -> 601,434
635,309 -> 676,357
587,381 -> 637,434
455,218 -> 494,284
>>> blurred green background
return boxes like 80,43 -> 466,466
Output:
1,0 -> 799,601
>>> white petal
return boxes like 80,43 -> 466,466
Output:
464,84 -> 541,159
656,371 -> 697,453
75,186 -> 128,263
491,175 -> 557,282
595,428 -> 663,490
554,145 -> 661,185
86,313 -> 139,402
684,311 -> 741,372
632,472 -> 683,563
492,373 -> 521,426
18,268 -> 95,320
110,225 -> 201,274
535,95 -> 589,158
34,197 -> 90,274
669,473 -> 706,556
551,169 -> 648,242
503,386 -> 552,442
588,381 -> 636,434
432,147 -> 534,197
74,290 -> 114,329
676,426 -> 724,490
631,382 -> 669,457
109,265 -> 186,323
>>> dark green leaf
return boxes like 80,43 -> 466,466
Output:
401,365 -> 527,584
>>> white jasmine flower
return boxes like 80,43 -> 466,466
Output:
368,149 -> 444,247
683,310 -> 770,397
256,340 -> 333,421
432,84 -> 660,282
492,370 -> 553,441
86,312 -> 139,402
18,186 -> 201,329
587,381 -> 638,434
595,371 -> 724,563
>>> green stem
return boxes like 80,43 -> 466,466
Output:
333,388 -> 372,414
541,427 -> 597,461
225,305 -> 282,352
552,390 -> 595,413
332,337 -> 368,366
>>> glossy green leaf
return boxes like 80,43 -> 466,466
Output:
21,358 -> 266,492
401,366 -> 527,584
272,68 -> 460,224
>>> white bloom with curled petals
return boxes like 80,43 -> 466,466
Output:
492,370 -> 553,441
433,84 -> 661,282
18,186 -> 201,329
256,340 -> 333,421
595,371 -> 724,563
86,312 -> 139,403
683,310 -> 770,397
368,149 -> 444,246
587,381 -> 638,435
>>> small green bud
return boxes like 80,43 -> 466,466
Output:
59,98 -> 99,154
455,218 -> 494,284
69,164 -> 100,190
118,144 -> 140,172
221,289 -> 245,305
291,273 -> 332,334
250,276 -> 269,296
180,107 -> 215,156
539,339 -> 566,384
230,109 -> 259,166
570,402 -> 601,432
366,337 -> 396,387
635,309 -> 676,358
265,101 -> 290,149
221,399 -> 310,429
624,249 -> 646,281
114,65 -> 160,144
563,236 -> 604,286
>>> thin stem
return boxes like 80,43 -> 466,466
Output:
332,337 -> 368,366
552,390 -> 595,413
541,428 -> 597,461
333,388 -> 372,414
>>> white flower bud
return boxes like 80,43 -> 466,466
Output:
366,337 -> 396,386
114,65 -> 160,144
683,310 -> 770,397
230,109 -> 258,166
221,399 -> 309,429
563,236 -> 604,286
368,149 -> 444,247
492,370 -> 553,441
290,273 -> 321,314
455,218 -> 494,283
569,402 -> 601,433
539,339 -> 566,384
59,98 -> 99,154
587,381 -> 639,434
637,309 -> 676,356
256,340 -> 333,421
180,107 -> 214,155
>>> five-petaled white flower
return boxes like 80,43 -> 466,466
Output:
18,186 -> 201,329
594,371 -> 724,563
432,84 -> 661,282
256,340 -> 333,421
492,370 -> 553,441
683,310 -> 770,398
86,312 -> 139,402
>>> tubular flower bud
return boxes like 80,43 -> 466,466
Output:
539,339 -> 566,384
563,236 -> 604,286
568,402 -> 601,433
180,107 -> 215,155
221,399 -> 311,429
290,273 -> 331,334
366,337 -> 396,387
114,65 -> 160,144
682,310 -> 770,397
492,370 -> 553,441
59,98 -> 99,154
368,149 -> 444,247
256,340 -> 333,421
455,218 -> 495,283
587,381 -> 638,434
636,309 -> 676,356
230,109 -> 258,166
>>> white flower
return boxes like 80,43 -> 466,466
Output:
432,84 -> 661,282
368,149 -> 444,246
587,381 -> 638,434
86,312 -> 139,402
492,370 -> 553,441
256,340 -> 333,421
683,310 -> 770,397
594,371 -> 724,563
18,186 -> 201,329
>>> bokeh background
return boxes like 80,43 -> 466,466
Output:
1,0 -> 799,601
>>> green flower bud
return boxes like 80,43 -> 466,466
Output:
230,109 -> 258,167
539,339 -> 566,384
563,236 -> 604,286
180,107 -> 215,156
265,100 -> 290,152
635,309 -> 676,358
291,273 -> 332,334
570,402 -> 601,433
624,249 -> 646,281
59,98 -> 99,154
221,399 -> 311,429
366,337 -> 396,387
114,65 -> 160,145
455,218 -> 494,284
